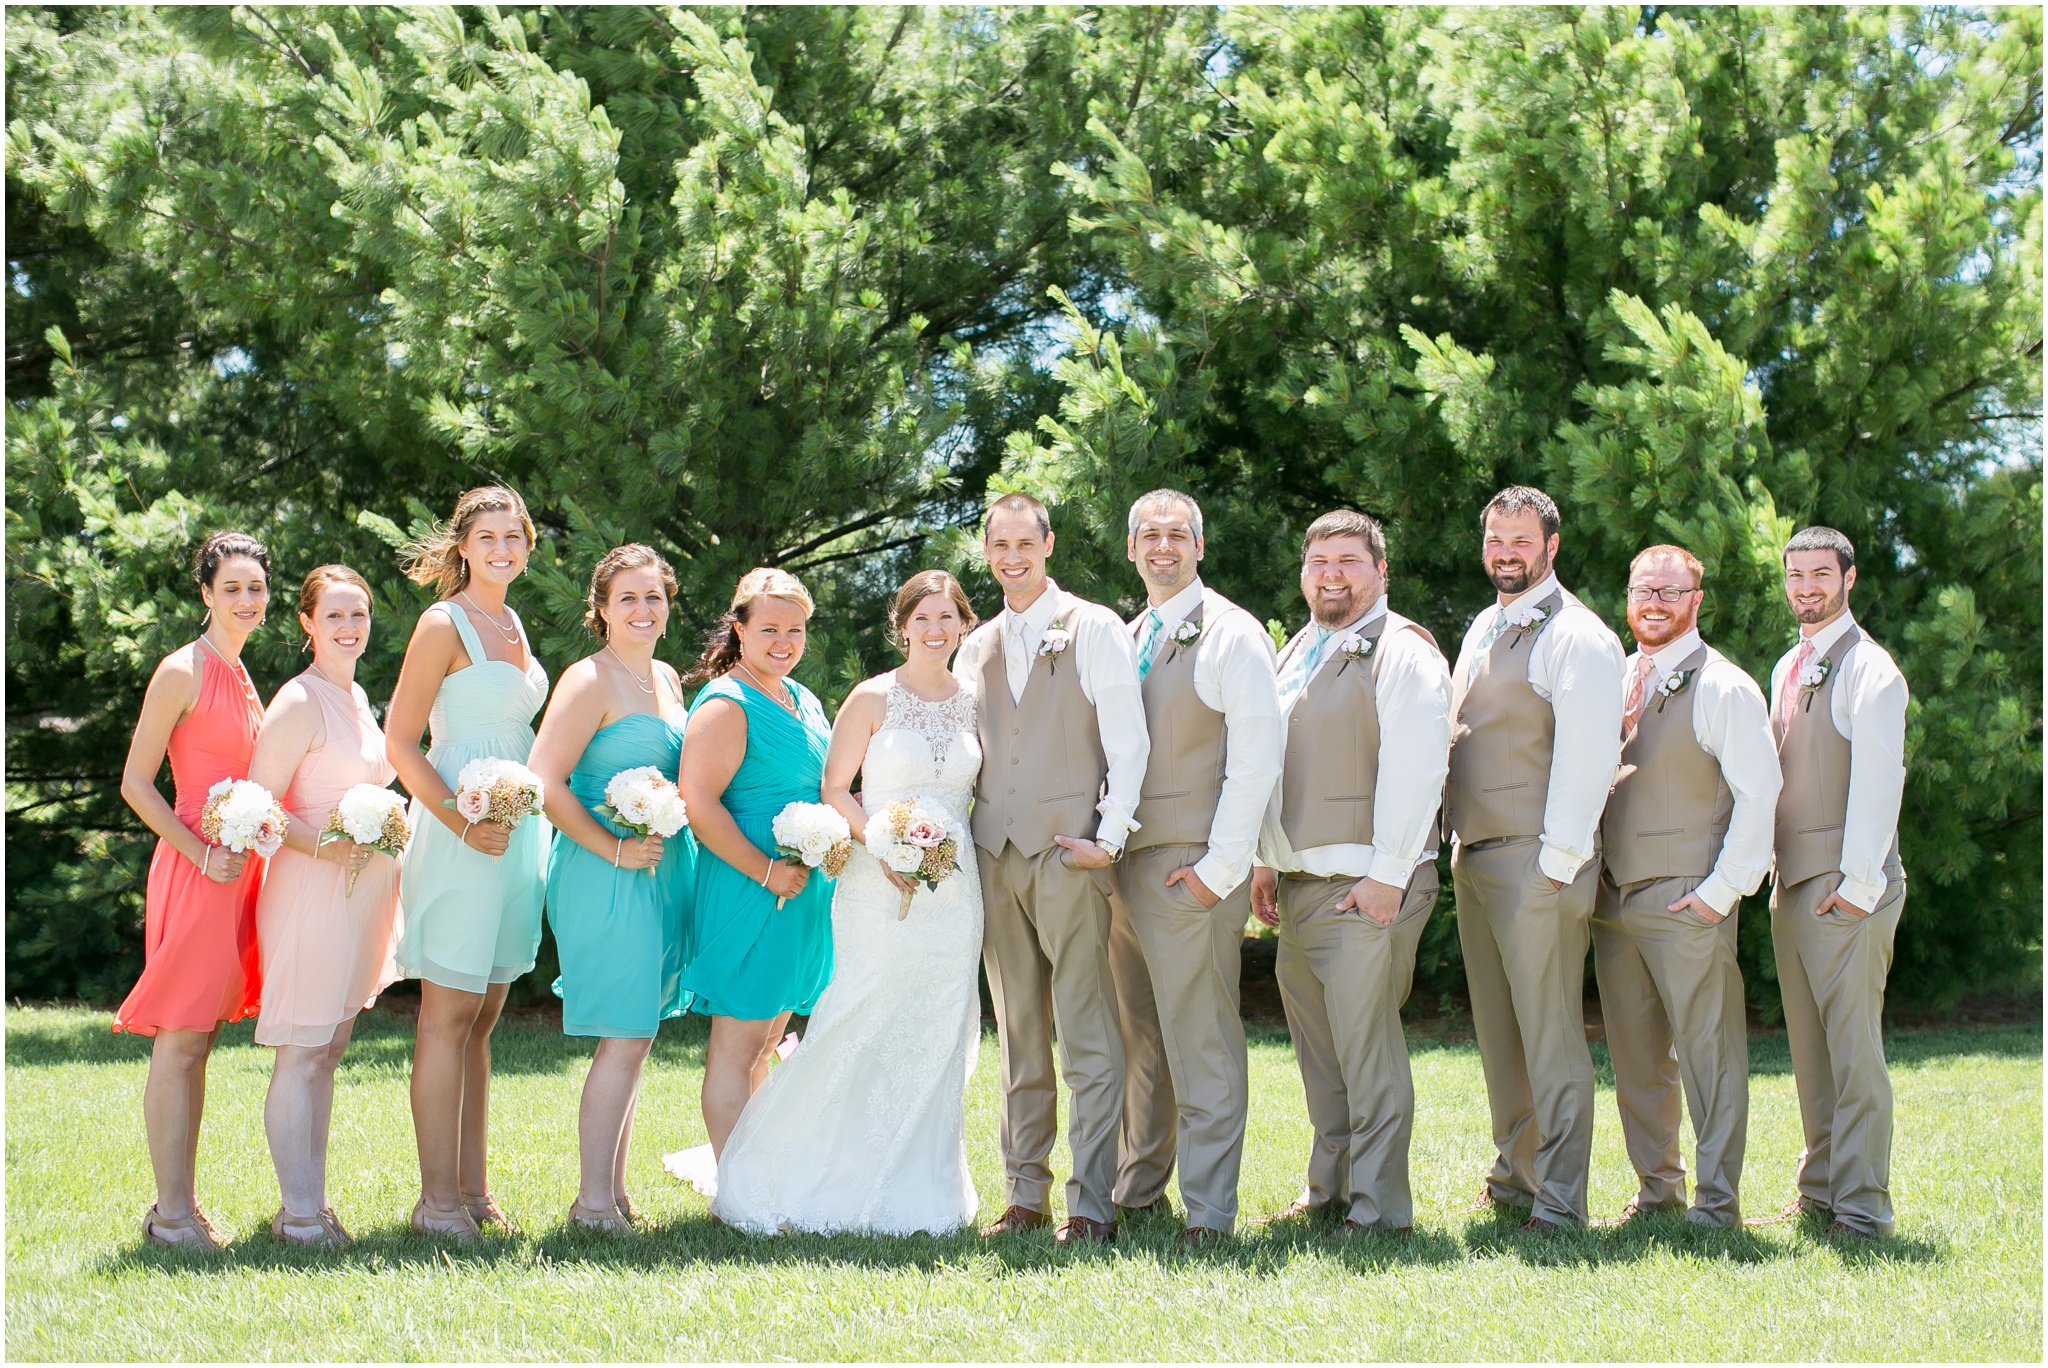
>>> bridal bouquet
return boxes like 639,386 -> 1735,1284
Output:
865,800 -> 961,919
199,778 -> 289,859
771,801 -> 852,909
444,758 -> 546,839
320,784 -> 410,895
597,766 -> 689,874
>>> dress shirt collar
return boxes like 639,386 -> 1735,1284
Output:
1497,571 -> 1563,618
1798,607 -> 1858,659
1144,578 -> 1206,633
1332,594 -> 1389,642
1636,627 -> 1703,679
1006,579 -> 1064,643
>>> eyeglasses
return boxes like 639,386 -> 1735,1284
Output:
1625,585 -> 1703,604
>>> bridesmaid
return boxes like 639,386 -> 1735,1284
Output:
678,568 -> 835,1156
246,566 -> 403,1247
115,530 -> 272,1249
530,545 -> 695,1232
384,486 -> 552,1241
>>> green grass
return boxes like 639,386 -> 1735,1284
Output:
6,1003 -> 2040,1361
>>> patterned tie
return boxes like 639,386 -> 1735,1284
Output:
1622,654 -> 1654,740
1135,609 -> 1165,680
1779,638 -> 1815,733
1276,625 -> 1334,715
1476,604 -> 1516,653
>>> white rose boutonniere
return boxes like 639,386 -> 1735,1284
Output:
1038,620 -> 1072,675
1166,618 -> 1203,664
1798,656 -> 1834,711
1335,634 -> 1376,676
1502,602 -> 1549,648
1653,667 -> 1694,712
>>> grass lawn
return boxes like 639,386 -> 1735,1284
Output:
5,1002 -> 2040,1361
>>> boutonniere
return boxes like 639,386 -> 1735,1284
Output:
1334,634 -> 1377,676
1038,621 -> 1072,675
1165,618 -> 1203,663
1502,602 -> 1549,648
1653,667 -> 1694,712
1797,656 -> 1833,711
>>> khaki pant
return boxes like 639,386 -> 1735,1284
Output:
1453,835 -> 1599,1225
1274,863 -> 1439,1229
1771,861 -> 1906,1237
1106,842 -> 1251,1232
979,841 -> 1125,1224
1591,872 -> 1748,1226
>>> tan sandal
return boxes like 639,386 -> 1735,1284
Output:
461,1191 -> 514,1234
616,1194 -> 643,1226
144,1203 -> 224,1251
568,1197 -> 628,1234
272,1207 -> 342,1248
410,1199 -> 480,1244
319,1207 -> 354,1244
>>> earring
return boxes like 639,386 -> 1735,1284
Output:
200,609 -> 213,630
299,635 -> 311,654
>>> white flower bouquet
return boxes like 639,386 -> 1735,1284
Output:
320,783 -> 410,895
864,799 -> 962,919
771,800 -> 852,908
199,778 -> 289,860
443,758 -> 546,848
597,766 -> 689,875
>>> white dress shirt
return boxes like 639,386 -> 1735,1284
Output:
979,578 -> 1150,853
1259,596 -> 1453,888
1128,579 -> 1281,899
1626,628 -> 1783,915
1453,572 -> 1626,884
1767,610 -> 1909,911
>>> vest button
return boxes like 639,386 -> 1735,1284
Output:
1011,756 -> 1018,765
1011,726 -> 1019,736
1006,817 -> 1014,826
1007,787 -> 1015,795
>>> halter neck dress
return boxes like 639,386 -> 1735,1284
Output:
114,645 -> 267,1035
545,675 -> 696,1038
254,671 -> 403,1047
396,601 -> 552,993
679,674 -> 835,1020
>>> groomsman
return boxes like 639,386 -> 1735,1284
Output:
1591,545 -> 1780,1228
1767,526 -> 1909,1240
957,492 -> 1150,1245
1248,510 -> 1451,1237
1106,490 -> 1282,1246
1447,486 -> 1625,1232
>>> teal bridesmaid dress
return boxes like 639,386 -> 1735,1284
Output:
680,674 -> 835,1020
545,706 -> 697,1037
396,602 -> 552,992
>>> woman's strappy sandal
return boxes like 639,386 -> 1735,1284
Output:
461,1191 -> 515,1234
616,1194 -> 644,1226
142,1203 -> 224,1252
410,1199 -> 481,1244
567,1197 -> 629,1234
272,1208 -> 343,1248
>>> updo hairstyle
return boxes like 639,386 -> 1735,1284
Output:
191,530 -> 271,590
888,569 -> 977,651
296,565 -> 372,647
585,544 -> 679,640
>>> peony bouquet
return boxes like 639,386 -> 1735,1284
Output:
199,778 -> 289,860
771,801 -> 852,909
321,783 -> 410,895
864,799 -> 961,919
443,758 -> 546,860
597,766 -> 689,874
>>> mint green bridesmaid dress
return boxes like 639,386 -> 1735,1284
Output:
396,602 -> 552,993
679,675 -> 835,1020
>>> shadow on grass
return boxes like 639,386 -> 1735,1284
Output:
91,1200 -> 1949,1280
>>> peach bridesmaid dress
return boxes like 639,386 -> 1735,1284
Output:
254,671 -> 403,1047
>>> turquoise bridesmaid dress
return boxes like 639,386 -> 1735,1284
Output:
396,602 -> 552,993
680,674 -> 835,1020
545,703 -> 697,1037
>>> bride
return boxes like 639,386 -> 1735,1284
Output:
667,570 -> 985,1235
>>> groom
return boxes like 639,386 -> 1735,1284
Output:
957,492 -> 1151,1244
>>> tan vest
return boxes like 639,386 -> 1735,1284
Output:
1773,624 -> 1897,886
971,590 -> 1111,857
1602,644 -> 1732,886
1129,600 -> 1226,852
1278,614 -> 1444,851
1446,589 -> 1566,844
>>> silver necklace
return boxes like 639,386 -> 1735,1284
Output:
195,632 -> 257,700
738,661 -> 799,715
458,590 -> 522,644
605,644 -> 655,695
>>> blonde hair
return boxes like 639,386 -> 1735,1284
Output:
685,567 -> 814,684
400,486 -> 536,599
585,544 -> 678,640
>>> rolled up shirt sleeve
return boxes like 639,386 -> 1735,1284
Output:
1530,605 -> 1626,884
1367,624 -> 1452,888
1691,659 -> 1783,915
1834,645 -> 1910,912
1189,608 -> 1282,899
1074,609 -> 1150,852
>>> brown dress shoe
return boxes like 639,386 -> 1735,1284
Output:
1117,1196 -> 1174,1223
1471,1184 -> 1533,1214
1179,1225 -> 1227,1249
1254,1197 -> 1331,1225
978,1205 -> 1051,1238
1328,1218 -> 1412,1241
1824,1219 -> 1877,1242
1750,1196 -> 1833,1226
1054,1215 -> 1117,1245
1517,1216 -> 1564,1235
1597,1195 -> 1688,1227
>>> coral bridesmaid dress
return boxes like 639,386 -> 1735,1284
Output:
254,671 -> 404,1048
113,646 -> 266,1036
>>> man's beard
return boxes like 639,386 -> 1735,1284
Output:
1487,549 -> 1551,596
1310,585 -> 1364,628
1795,585 -> 1847,624
1630,610 -> 1693,649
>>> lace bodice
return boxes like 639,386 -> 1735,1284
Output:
863,677 -> 980,818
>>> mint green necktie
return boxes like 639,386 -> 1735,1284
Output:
1276,625 -> 1333,714
1135,609 -> 1165,680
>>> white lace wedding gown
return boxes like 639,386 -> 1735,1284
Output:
666,678 -> 984,1235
